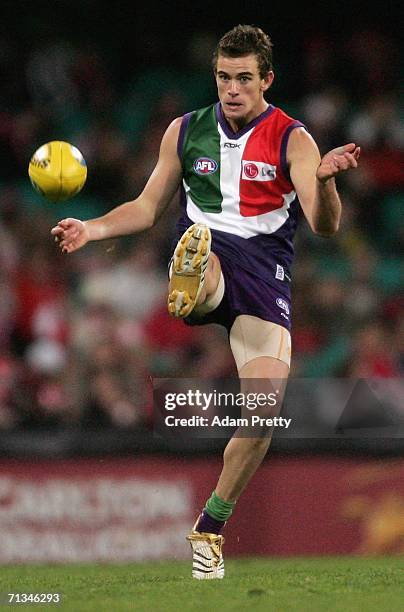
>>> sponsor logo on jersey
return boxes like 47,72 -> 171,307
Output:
242,160 -> 277,181
224,142 -> 241,148
276,297 -> 290,315
193,157 -> 218,175
243,162 -> 259,179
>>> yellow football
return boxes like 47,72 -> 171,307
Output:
28,141 -> 87,202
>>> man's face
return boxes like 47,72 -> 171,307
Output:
215,53 -> 274,129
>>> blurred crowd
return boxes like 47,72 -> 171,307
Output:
0,26 -> 402,432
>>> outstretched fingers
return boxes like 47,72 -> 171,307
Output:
332,153 -> 354,171
317,143 -> 361,182
50,218 -> 85,253
332,144 -> 361,170
332,142 -> 356,155
333,143 -> 360,159
343,151 -> 359,168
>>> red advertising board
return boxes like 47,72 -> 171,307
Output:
0,456 -> 403,562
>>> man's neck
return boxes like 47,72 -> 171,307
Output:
222,102 -> 269,133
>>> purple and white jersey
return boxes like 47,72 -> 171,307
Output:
176,103 -> 306,297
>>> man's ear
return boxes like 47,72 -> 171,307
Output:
261,71 -> 275,92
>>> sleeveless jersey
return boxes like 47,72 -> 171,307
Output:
176,102 -> 305,297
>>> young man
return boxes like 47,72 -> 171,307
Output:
52,25 -> 360,579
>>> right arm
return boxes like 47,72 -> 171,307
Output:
51,117 -> 183,253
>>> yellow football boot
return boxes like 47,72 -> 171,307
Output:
186,518 -> 225,580
168,224 -> 211,318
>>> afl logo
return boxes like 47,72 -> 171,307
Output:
276,297 -> 290,315
193,157 -> 218,175
243,162 -> 259,179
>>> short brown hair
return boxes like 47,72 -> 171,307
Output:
212,24 -> 274,78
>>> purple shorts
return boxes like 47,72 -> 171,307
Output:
180,250 -> 292,334
171,207 -> 295,334
170,220 -> 293,334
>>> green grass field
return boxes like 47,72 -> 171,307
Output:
0,557 -> 403,612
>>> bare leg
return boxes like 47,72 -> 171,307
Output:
215,356 -> 289,502
196,252 -> 221,305
183,242 -> 289,503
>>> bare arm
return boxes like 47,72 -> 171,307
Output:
288,128 -> 360,236
51,117 -> 183,252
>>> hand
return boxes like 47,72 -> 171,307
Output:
317,143 -> 361,184
51,218 -> 90,253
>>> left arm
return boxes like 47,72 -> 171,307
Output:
287,128 -> 360,236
